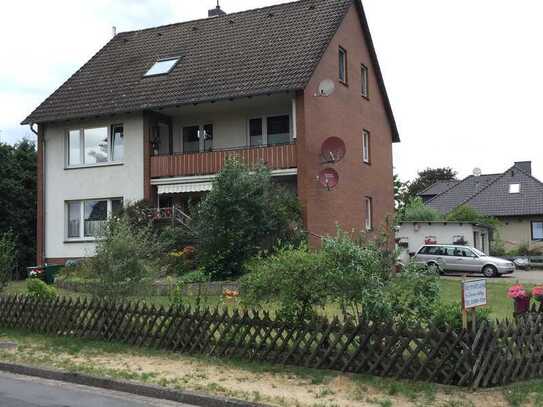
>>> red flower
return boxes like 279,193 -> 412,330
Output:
508,284 -> 530,300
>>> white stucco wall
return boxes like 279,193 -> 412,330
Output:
169,94 -> 293,153
396,222 -> 491,255
44,114 -> 145,259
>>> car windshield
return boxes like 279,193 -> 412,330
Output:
471,248 -> 486,257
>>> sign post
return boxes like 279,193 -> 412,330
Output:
461,278 -> 487,330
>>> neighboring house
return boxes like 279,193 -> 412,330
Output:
422,162 -> 543,251
23,0 -> 400,265
418,181 -> 459,203
396,222 -> 491,256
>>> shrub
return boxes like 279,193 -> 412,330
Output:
193,158 -> 303,280
80,215 -> 162,299
431,302 -> 492,330
241,245 -> 327,323
168,269 -> 211,308
26,278 -> 57,300
0,231 -> 17,290
398,198 -> 443,222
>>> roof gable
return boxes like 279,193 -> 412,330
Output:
23,0 -> 353,125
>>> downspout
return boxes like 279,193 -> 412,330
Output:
30,123 -> 45,265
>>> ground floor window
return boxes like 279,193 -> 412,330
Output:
364,197 -> 373,231
66,198 -> 123,240
532,221 -> 543,241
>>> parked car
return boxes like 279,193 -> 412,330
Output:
414,244 -> 515,277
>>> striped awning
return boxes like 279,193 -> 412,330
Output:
158,182 -> 212,195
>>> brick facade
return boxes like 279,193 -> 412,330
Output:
297,4 -> 395,242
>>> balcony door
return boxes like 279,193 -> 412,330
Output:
183,124 -> 213,153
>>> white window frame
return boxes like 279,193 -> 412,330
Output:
144,57 -> 180,77
180,123 -> 214,153
246,114 -> 292,147
509,183 -> 521,194
66,124 -> 124,168
361,64 -> 369,98
65,198 -> 123,241
365,197 -> 373,231
532,221 -> 543,241
362,130 -> 371,164
339,46 -> 348,84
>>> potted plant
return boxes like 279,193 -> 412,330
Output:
508,284 -> 531,314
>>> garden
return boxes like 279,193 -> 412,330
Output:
1,158 -> 543,394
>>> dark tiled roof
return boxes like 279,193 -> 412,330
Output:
22,0 -> 400,143
427,164 -> 543,217
418,180 -> 460,197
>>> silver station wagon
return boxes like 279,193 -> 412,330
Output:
414,244 -> 515,277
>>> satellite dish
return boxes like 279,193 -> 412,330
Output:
473,167 -> 482,177
316,79 -> 335,97
318,168 -> 339,191
320,137 -> 346,163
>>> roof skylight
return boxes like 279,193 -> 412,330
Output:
144,58 -> 179,76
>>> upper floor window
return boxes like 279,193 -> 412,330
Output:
248,115 -> 291,146
532,221 -> 543,241
364,197 -> 373,231
144,57 -> 179,77
339,47 -> 348,84
362,130 -> 371,164
361,64 -> 369,98
67,125 -> 123,167
66,198 -> 123,240
509,183 -> 521,194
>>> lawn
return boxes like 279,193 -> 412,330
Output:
5,277 -> 522,320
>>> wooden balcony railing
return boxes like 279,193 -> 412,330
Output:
151,143 -> 297,178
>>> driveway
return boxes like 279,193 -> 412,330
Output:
0,371 -> 194,407
443,269 -> 543,283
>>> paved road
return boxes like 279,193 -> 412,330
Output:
444,269 -> 543,283
0,372 -> 195,407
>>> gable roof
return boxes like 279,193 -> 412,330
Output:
22,0 -> 400,142
418,180 -> 460,197
426,164 -> 543,217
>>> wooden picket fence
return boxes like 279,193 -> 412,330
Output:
1,294 -> 543,388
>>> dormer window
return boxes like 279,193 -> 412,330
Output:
144,57 -> 179,76
509,184 -> 520,194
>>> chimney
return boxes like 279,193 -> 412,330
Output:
208,1 -> 226,17
514,161 -> 532,175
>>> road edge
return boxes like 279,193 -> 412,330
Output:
0,361 -> 268,407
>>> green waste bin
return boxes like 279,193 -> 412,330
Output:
27,264 -> 63,285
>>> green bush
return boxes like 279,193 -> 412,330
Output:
398,198 -> 443,222
241,245 -> 327,323
80,215 -> 162,299
431,302 -> 492,330
168,269 -> 210,308
0,231 -> 17,290
193,158 -> 303,280
26,278 -> 57,300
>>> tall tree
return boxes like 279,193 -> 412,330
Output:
406,167 -> 457,200
0,139 -> 37,274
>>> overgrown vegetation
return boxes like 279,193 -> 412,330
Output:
26,278 -> 57,300
0,231 -> 17,290
397,197 -> 443,222
192,158 -> 303,280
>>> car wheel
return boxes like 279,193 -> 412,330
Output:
482,265 -> 497,278
427,262 -> 442,275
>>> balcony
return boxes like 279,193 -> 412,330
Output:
150,143 -> 297,178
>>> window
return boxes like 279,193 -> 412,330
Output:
67,125 -> 123,167
66,198 -> 122,240
249,118 -> 263,146
202,124 -> 213,152
267,115 -> 290,145
364,197 -> 373,231
361,64 -> 369,98
144,57 -> 179,77
339,47 -> 347,83
509,183 -> 521,194
532,222 -> 543,241
183,126 -> 200,153
362,130 -> 370,163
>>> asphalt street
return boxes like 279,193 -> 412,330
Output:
443,269 -> 543,283
0,371 -> 195,407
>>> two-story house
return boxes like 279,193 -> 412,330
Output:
23,0 -> 400,265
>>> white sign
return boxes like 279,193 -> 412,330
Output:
462,279 -> 487,309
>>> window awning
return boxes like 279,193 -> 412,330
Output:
158,182 -> 212,195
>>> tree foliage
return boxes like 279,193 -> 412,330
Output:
405,167 -> 457,201
192,158 -> 303,280
0,140 -> 36,272
0,232 -> 17,290
397,197 -> 443,222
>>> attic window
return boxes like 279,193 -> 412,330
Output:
509,183 -> 520,194
144,58 -> 179,76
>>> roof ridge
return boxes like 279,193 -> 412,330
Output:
425,175 -> 472,205
119,0 -> 320,36
418,179 -> 459,196
512,163 -> 543,186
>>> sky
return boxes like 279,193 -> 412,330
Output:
1,0 -> 542,182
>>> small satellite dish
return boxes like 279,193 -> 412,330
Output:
473,167 -> 482,177
320,137 -> 346,164
316,79 -> 335,97
318,168 -> 339,191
